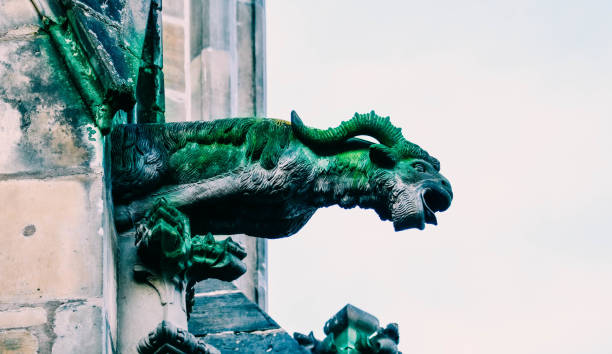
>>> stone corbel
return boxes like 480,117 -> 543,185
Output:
117,198 -> 247,353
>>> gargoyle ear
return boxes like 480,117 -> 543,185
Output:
369,144 -> 397,168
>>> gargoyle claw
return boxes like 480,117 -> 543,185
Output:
135,198 -> 247,283
190,234 -> 247,282
136,198 -> 192,273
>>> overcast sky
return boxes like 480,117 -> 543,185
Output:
265,1 -> 612,353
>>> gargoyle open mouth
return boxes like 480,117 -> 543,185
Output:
391,182 -> 453,231
422,187 -> 452,226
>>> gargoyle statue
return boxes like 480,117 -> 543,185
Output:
112,111 -> 452,237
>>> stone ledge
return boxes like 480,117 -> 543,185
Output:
189,291 -> 278,335
189,281 -> 305,353
194,279 -> 237,294
203,330 -> 308,354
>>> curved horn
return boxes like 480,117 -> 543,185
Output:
291,110 -> 404,147
291,110 -> 441,171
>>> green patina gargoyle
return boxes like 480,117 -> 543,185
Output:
135,198 -> 247,282
112,111 -> 453,237
134,198 -> 247,317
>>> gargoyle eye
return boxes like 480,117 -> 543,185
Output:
411,162 -> 426,173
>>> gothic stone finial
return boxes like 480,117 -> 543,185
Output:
294,304 -> 401,354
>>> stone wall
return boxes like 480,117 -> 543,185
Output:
0,0 -> 272,352
0,2 -> 117,352
162,0 -> 268,310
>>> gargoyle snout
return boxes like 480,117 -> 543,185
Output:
422,175 -> 452,211
423,186 -> 452,213
391,176 -> 453,231
437,176 -> 453,205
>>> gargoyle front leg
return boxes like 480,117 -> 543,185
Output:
134,197 -> 247,283
135,198 -> 192,275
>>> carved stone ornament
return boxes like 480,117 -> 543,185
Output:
294,304 -> 401,354
137,321 -> 219,354
112,111 -> 453,238
133,198 -> 247,318
123,199 -> 247,353
135,198 -> 247,281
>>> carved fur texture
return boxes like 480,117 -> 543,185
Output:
112,112 -> 453,238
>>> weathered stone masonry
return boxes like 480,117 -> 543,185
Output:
0,1 -> 117,351
0,0 -> 280,352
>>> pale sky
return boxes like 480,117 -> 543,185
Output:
265,1 -> 612,353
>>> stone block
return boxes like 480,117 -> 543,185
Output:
236,1 -> 255,116
0,307 -> 46,329
162,20 -> 186,92
235,0 -> 265,117
190,49 -> 234,120
203,330 -> 308,353
252,1 -> 266,116
0,176 -> 105,302
0,329 -> 38,354
189,0 -> 205,58
189,55 -> 204,120
190,0 -> 234,59
52,301 -> 102,354
189,291 -> 277,335
164,0 -> 185,18
0,1 -> 39,33
165,91 -> 187,122
0,34 -> 102,176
